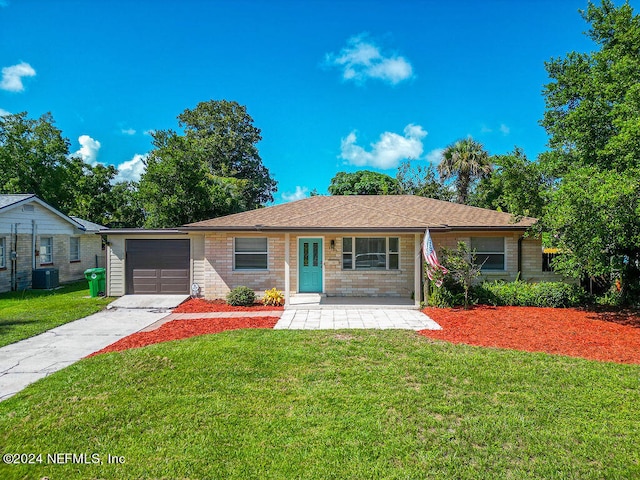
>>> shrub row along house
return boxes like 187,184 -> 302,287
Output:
103,195 -> 566,305
0,194 -> 105,293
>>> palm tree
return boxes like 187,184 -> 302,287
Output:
437,137 -> 492,204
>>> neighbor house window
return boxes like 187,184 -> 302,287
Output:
0,238 -> 5,269
342,237 -> 399,270
542,248 -> 560,272
40,237 -> 53,265
234,237 -> 268,270
471,237 -> 505,271
70,237 -> 81,262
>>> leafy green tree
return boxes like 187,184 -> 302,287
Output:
544,167 -> 640,303
437,137 -> 492,204
539,1 -> 640,304
541,0 -> 640,174
470,148 -> 547,218
71,160 -> 145,228
328,170 -> 401,195
396,161 -> 453,201
139,100 -> 277,227
0,112 -> 78,211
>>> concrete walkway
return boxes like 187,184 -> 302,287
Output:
275,308 -> 441,330
276,294 -> 442,330
0,299 -> 186,402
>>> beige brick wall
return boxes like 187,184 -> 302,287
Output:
323,234 -> 415,297
0,233 -> 103,292
430,231 -> 570,283
204,232 -> 286,299
204,232 -> 418,299
36,234 -> 104,284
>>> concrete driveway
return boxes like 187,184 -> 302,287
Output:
0,295 -> 189,402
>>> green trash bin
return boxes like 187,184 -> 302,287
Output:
84,268 -> 106,297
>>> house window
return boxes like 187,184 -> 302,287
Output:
542,249 -> 560,272
342,237 -> 399,270
234,237 -> 268,270
70,237 -> 81,262
40,237 -> 53,265
0,238 -> 5,269
471,237 -> 505,271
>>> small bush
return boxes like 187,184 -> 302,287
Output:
226,286 -> 256,307
262,288 -> 284,306
474,280 -> 589,308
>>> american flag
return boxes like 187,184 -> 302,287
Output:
422,229 -> 448,286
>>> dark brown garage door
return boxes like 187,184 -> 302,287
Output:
125,239 -> 190,294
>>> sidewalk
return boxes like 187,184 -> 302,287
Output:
0,308 -> 171,401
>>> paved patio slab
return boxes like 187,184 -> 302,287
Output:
274,309 -> 441,330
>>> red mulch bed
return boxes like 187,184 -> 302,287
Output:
89,317 -> 279,356
173,298 -> 284,313
419,306 -> 640,365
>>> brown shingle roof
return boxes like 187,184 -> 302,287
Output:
183,195 -> 537,232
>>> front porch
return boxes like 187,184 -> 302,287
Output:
287,293 -> 419,310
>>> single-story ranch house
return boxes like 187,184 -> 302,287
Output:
0,194 -> 105,293
103,195 -> 565,305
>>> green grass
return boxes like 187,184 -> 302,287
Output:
0,281 -> 112,348
1,330 -> 638,479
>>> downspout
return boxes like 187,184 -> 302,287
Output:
32,220 -> 37,270
517,236 -> 523,281
11,223 -> 18,291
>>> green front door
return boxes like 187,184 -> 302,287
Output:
299,238 -> 323,293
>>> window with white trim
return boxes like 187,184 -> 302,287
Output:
471,237 -> 505,271
70,237 -> 80,262
40,237 -> 53,265
234,237 -> 268,270
342,237 -> 399,270
0,238 -> 5,269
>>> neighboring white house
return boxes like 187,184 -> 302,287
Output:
0,194 -> 105,293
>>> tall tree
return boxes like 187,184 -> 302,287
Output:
138,100 -> 277,227
396,161 -> 453,201
470,148 -> 547,218
328,170 -> 401,195
541,0 -> 640,174
540,0 -> 640,303
437,137 -> 492,204
0,112 -> 78,211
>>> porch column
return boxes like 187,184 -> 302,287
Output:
414,233 -> 421,308
284,233 -> 290,306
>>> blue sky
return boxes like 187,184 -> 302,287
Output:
0,0 -> 614,203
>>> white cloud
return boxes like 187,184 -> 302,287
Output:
282,186 -> 309,203
143,129 -> 155,136
500,124 -> 510,135
74,135 -> 101,166
121,128 -> 136,135
0,62 -> 36,92
325,34 -> 414,85
0,108 -> 10,117
339,124 -> 427,169
115,153 -> 147,183
426,148 -> 445,164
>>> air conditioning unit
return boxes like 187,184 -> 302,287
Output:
32,268 -> 60,289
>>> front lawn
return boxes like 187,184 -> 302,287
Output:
0,281 -> 112,348
1,330 -> 638,479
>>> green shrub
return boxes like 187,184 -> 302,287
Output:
226,286 -> 256,307
474,280 -> 589,308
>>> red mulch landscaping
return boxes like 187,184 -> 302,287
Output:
89,317 -> 279,356
172,298 -> 284,313
419,306 -> 640,365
